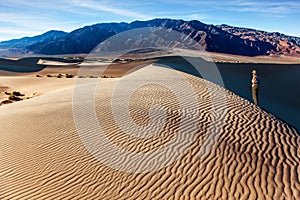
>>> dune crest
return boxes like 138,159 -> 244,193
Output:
0,65 -> 299,199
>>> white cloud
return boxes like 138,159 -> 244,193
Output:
0,28 -> 40,41
0,0 -> 299,41
0,12 -> 77,41
0,0 -> 153,41
0,13 -> 44,28
233,0 -> 300,15
162,0 -> 300,16
70,0 -> 152,19
0,12 -> 77,30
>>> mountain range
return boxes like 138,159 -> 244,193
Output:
1,18 -> 299,57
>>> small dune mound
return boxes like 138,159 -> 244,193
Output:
100,74 -> 113,78
12,91 -> 25,97
65,74 -> 74,78
0,99 -> 13,105
43,73 -> 75,78
8,95 -> 23,101
56,74 -> 63,78
1,91 -> 27,104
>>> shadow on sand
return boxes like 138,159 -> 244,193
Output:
156,56 -> 300,132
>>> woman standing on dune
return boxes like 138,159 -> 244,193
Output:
251,69 -> 259,106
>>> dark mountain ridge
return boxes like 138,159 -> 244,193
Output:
0,30 -> 67,48
1,19 -> 299,57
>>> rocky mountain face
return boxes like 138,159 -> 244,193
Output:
0,30 -> 67,48
0,30 -> 68,57
27,26 -> 115,55
217,24 -> 300,56
1,19 -> 299,57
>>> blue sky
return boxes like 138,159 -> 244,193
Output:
0,0 -> 300,41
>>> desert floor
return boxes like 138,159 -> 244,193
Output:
0,60 -> 299,199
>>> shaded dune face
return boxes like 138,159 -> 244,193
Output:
0,66 -> 299,199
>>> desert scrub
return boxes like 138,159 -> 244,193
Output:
9,95 -> 23,101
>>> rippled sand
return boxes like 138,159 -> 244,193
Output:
0,65 -> 299,199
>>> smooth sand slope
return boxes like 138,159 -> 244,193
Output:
0,76 -> 75,102
0,65 -> 299,199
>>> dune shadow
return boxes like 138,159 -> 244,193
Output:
152,56 -> 300,132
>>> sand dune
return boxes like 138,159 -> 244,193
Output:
0,76 -> 75,103
0,65 -> 299,199
37,59 -> 81,66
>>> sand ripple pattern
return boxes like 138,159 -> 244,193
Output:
0,66 -> 299,199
